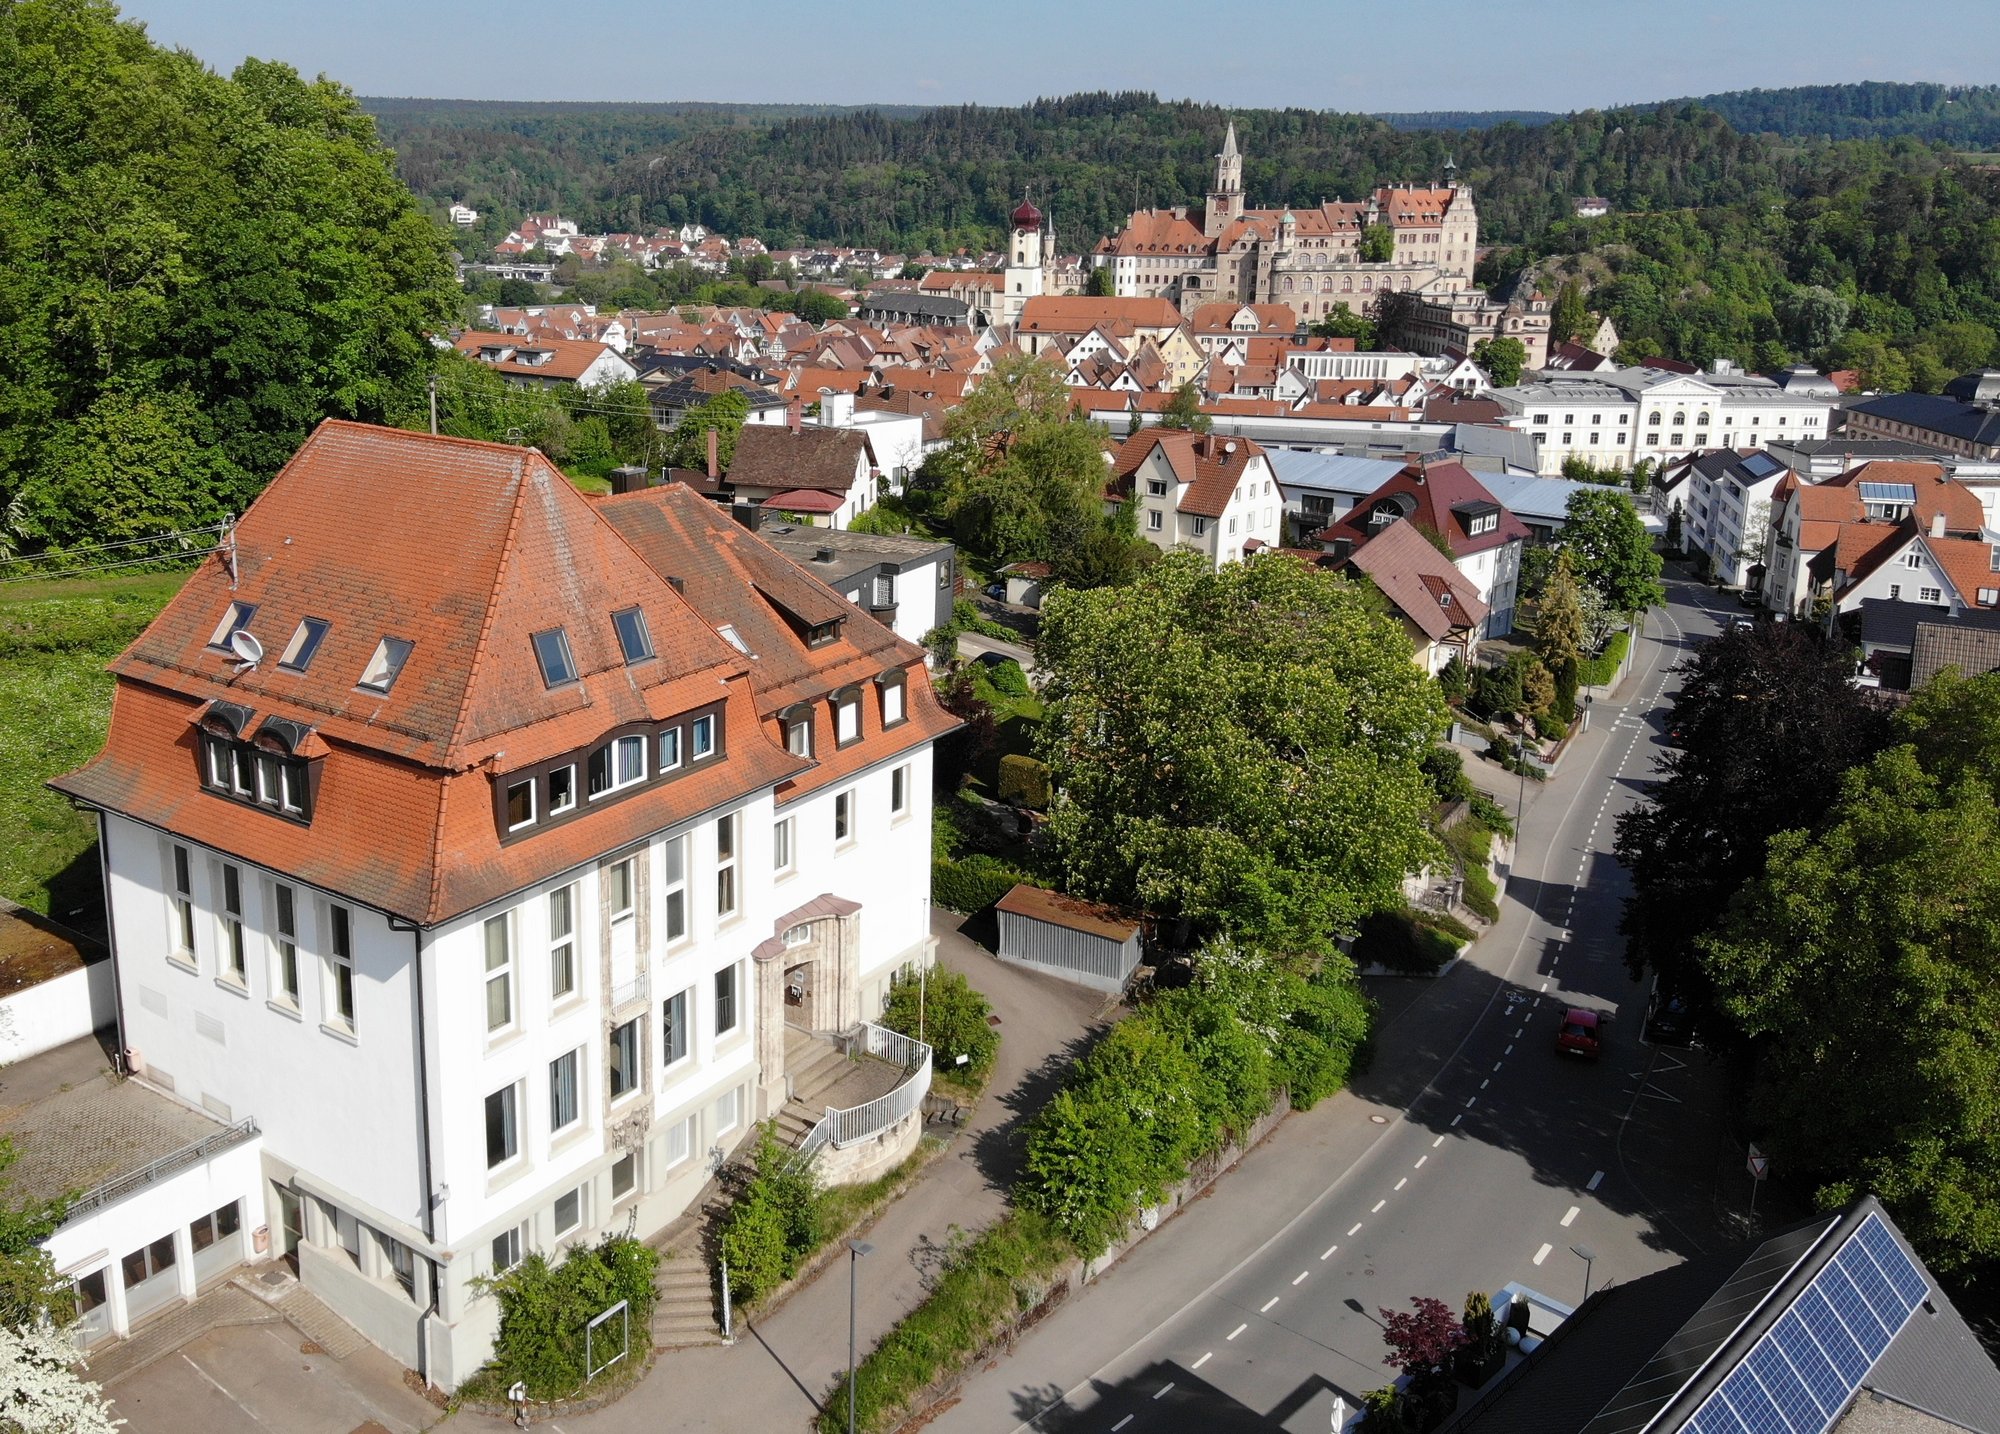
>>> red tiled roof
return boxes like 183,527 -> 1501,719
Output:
53,421 -> 814,924
1339,519 -> 1488,641
454,331 -> 620,382
1018,296 -> 1186,334
1320,458 -> 1531,559
1112,429 -> 1270,520
728,424 -> 871,495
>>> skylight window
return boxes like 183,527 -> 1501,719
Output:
208,602 -> 258,650
358,637 -> 413,693
611,607 -> 654,664
717,624 -> 751,654
531,628 -> 579,688
278,617 -> 330,673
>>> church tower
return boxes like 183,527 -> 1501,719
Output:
1001,195 -> 1047,326
1205,121 -> 1244,238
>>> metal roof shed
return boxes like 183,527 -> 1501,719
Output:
995,884 -> 1142,994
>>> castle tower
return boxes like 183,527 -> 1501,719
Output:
1205,121 -> 1244,238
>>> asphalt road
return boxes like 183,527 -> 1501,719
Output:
925,578 -> 1740,1434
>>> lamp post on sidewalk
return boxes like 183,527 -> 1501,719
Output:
1570,1243 -> 1598,1303
848,1239 -> 874,1434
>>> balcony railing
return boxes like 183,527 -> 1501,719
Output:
65,1117 -> 260,1222
610,971 -> 649,1009
795,1022 -> 932,1158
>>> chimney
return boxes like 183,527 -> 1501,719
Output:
706,425 -> 719,480
1932,510 -> 1946,539
788,399 -> 802,432
814,546 -> 837,564
731,501 -> 762,532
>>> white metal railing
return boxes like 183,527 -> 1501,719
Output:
795,1022 -> 932,1155
65,1117 -> 259,1221
610,971 -> 648,1008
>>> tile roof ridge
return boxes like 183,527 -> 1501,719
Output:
443,449 -> 532,758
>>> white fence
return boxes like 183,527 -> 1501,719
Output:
795,1022 -> 932,1156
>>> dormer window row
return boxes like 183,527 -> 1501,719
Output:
493,702 -> 725,842
193,704 -> 317,823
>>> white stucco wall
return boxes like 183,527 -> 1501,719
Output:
0,958 -> 113,1063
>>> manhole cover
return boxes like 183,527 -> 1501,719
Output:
259,1270 -> 289,1286
1369,1114 -> 1389,1124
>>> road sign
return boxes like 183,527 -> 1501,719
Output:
1747,1142 -> 1769,1181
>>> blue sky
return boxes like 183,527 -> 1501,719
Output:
119,0 -> 2000,110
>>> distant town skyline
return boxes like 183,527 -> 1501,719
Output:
117,0 -> 2000,112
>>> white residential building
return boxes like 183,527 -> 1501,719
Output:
1113,429 -> 1287,569
54,421 -> 954,1388
1489,365 -> 1835,475
1665,449 -> 1792,588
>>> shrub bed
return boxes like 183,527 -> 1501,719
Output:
1442,820 -> 1499,922
881,966 -> 999,1080
931,853 -> 1029,913
1352,909 -> 1461,974
469,1236 -> 660,1401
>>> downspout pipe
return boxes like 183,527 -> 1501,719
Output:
398,918 -> 441,1388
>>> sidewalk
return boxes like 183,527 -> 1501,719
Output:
561,909 -> 1110,1433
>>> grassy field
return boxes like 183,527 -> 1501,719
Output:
0,571 -> 186,921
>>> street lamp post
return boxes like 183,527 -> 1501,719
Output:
848,1239 -> 874,1434
1570,1243 -> 1598,1303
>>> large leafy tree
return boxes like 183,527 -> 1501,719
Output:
1558,488 -> 1664,612
1548,279 -> 1590,347
1613,622 -> 1890,1045
0,0 -> 459,552
931,350 -> 1109,564
1037,552 -> 1447,954
1471,336 -> 1527,387
1703,672 -> 2000,1271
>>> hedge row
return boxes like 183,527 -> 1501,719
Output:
931,853 -> 1027,913
1578,629 -> 1632,687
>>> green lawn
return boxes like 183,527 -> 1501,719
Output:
0,572 -> 185,919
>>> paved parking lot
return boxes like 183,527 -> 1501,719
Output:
99,1297 -> 441,1434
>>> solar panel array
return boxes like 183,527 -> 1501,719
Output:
1581,1221 -> 1832,1434
1678,1213 -> 1927,1434
1857,481 -> 1918,504
1741,453 -> 1783,479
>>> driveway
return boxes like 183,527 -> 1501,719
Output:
558,909 -> 1109,1432
99,1290 -> 440,1434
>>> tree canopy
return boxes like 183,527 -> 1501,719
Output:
1558,488 -> 1664,612
1036,552 -> 1447,954
1614,622 -> 1891,1045
1703,672 -> 2000,1272
0,0 -> 460,553
927,351 -> 1109,565
1156,382 -> 1211,433
1471,337 -> 1527,387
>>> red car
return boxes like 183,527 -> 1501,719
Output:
1555,1007 -> 1603,1059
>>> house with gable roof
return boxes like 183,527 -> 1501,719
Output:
1760,460 -> 1988,618
725,413 -> 880,529
1317,454 -> 1530,637
1111,429 -> 1286,570
52,421 -> 955,1388
1331,517 -> 1489,674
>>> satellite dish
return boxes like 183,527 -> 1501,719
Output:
229,629 -> 264,668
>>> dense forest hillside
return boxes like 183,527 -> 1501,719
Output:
1685,82 -> 2000,145
369,91 -> 1883,253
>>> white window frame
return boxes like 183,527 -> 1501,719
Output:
325,903 -> 356,1032
610,1152 -> 638,1204
608,1016 -> 642,1103
483,912 -> 515,1035
169,843 -> 197,965
270,881 -> 301,1007
550,1047 -> 582,1134
890,764 -> 911,818
658,727 -> 681,773
834,696 -> 860,746
491,1224 -> 524,1274
714,1086 -> 742,1137
881,681 -> 905,727
1146,510 -> 1163,531
484,1081 -> 520,1171
552,1185 -> 583,1238
547,764 -> 577,816
504,776 -> 536,832
773,816 -> 795,875
661,988 -> 690,1068
663,1114 -> 694,1169
1920,586 -> 1942,604
691,714 -> 716,760
217,862 -> 247,986
833,788 -> 857,847
715,814 -> 739,920
662,836 -> 688,944
549,884 -> 577,1003
714,962 -> 739,1037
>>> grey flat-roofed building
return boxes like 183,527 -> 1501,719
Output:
753,519 -> 956,649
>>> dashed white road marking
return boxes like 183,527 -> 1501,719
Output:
1561,1206 -> 1581,1228
1465,1096 -> 1478,1108
1293,1270 -> 1309,1286
1586,1171 -> 1605,1191
1394,1178 -> 1407,1191
1371,1199 -> 1386,1213
1450,1114 -> 1463,1127
1432,1134 -> 1446,1147
1479,1078 -> 1490,1090
1154,1382 -> 1175,1400
1533,1243 -> 1553,1266
1228,1323 -> 1248,1340
1414,1156 -> 1427,1168
1193,1351 -> 1213,1369
1260,1296 -> 1280,1313
1321,1244 -> 1339,1261
1347,1222 -> 1364,1236
1492,1061 -> 1504,1072
1505,1044 -> 1515,1055
1114,1415 -> 1134,1430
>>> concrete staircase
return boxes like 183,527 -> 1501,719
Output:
772,1026 -> 855,1146
650,1213 -> 725,1349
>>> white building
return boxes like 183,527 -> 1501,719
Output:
448,203 -> 479,227
1112,429 -> 1287,569
1663,449 -> 1793,588
54,421 -> 955,1389
1489,365 -> 1835,475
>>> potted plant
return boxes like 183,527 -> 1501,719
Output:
1455,1290 -> 1505,1387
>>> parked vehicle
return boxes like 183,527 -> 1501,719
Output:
1555,1007 -> 1602,1059
983,582 -> 1006,602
